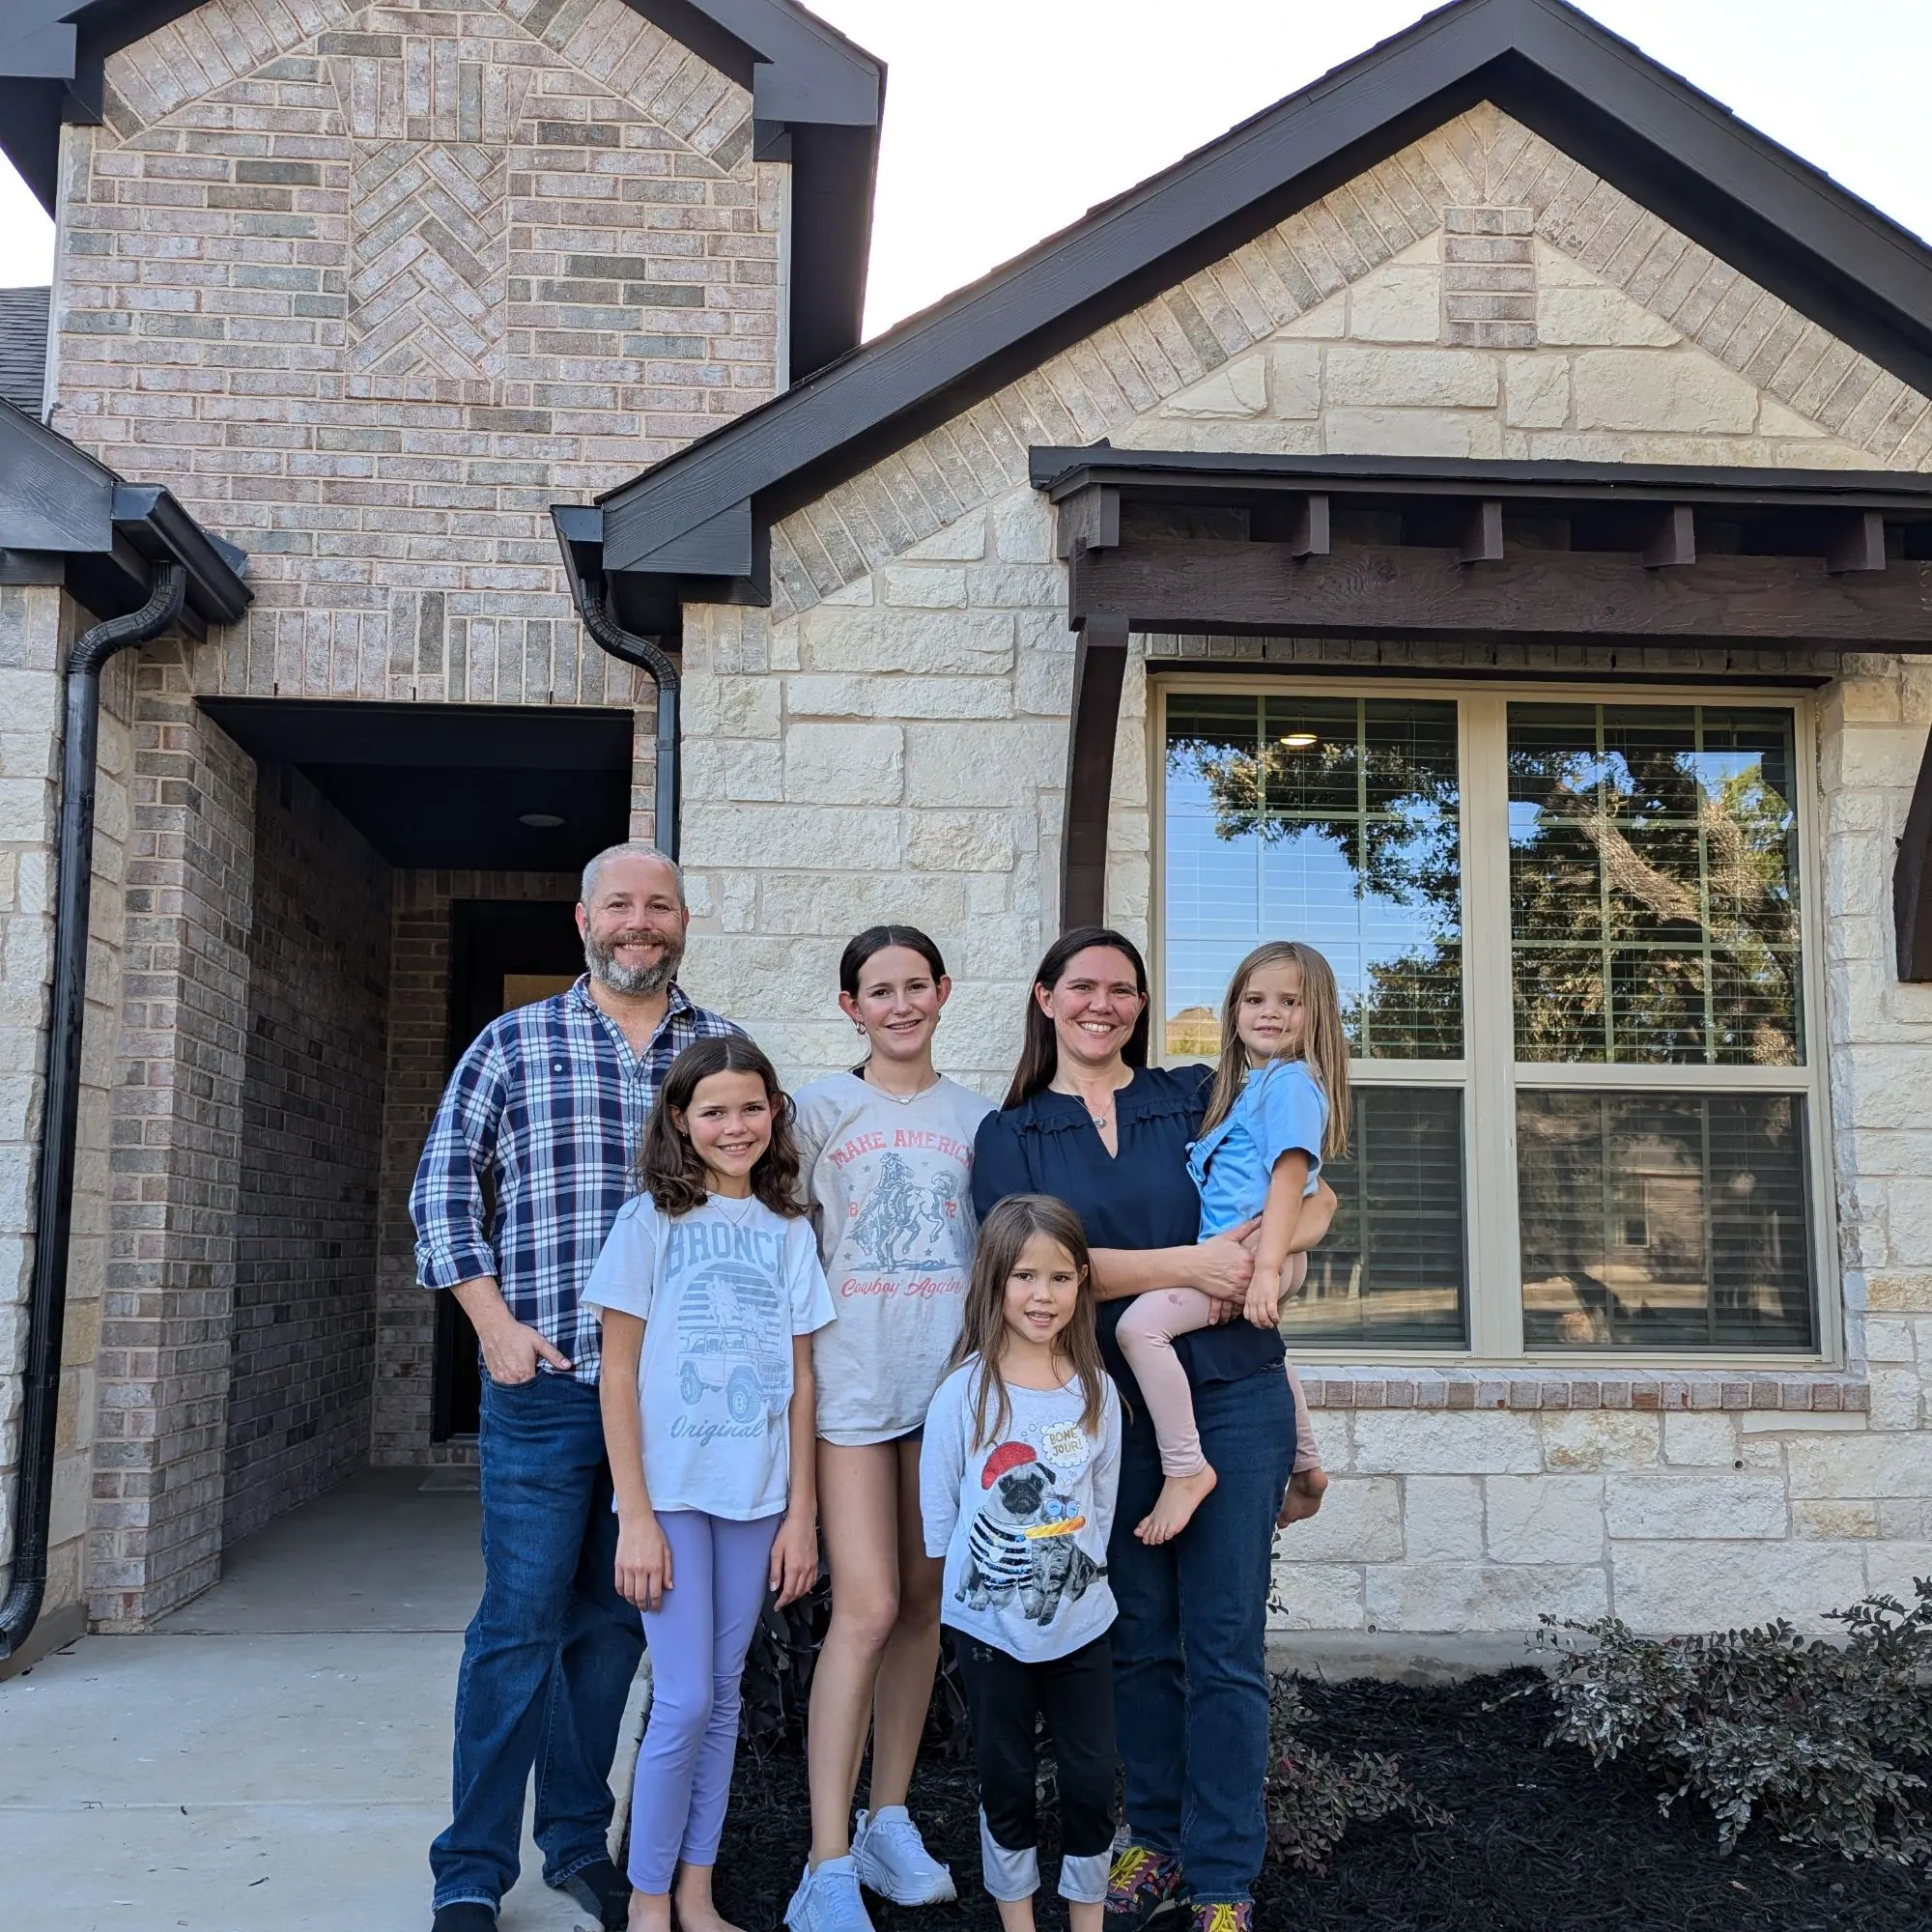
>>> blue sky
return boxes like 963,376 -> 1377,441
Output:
3,2 -> 1930,334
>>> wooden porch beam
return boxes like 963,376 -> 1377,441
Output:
1898,726 -> 1932,980
1059,614 -> 1129,933
1068,539 -> 1932,647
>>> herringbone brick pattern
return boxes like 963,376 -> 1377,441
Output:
347,140 -> 506,381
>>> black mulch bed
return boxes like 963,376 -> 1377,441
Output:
715,1671 -> 1932,1932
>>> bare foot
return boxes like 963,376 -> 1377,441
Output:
1276,1466 -> 1328,1529
1135,1464 -> 1218,1545
628,1893 -> 672,1932
673,1905 -> 748,1932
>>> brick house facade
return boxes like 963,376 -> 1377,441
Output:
5,0 -> 1932,1647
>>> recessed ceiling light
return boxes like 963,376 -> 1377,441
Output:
1279,731 -> 1320,749
519,812 -> 565,829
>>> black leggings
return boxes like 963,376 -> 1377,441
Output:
952,1630 -> 1118,1904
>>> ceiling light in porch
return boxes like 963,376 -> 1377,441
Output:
519,812 -> 566,828
1279,731 -> 1320,749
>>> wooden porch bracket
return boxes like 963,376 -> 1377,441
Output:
1643,503 -> 1696,568
1056,484 -> 1120,560
1898,726 -> 1932,980
1252,493 -> 1330,557
1827,509 -> 1888,574
1059,613 -> 1130,933
1458,498 -> 1504,565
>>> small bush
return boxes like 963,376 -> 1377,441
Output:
1264,1673 -> 1449,1875
1540,1578 -> 1932,1864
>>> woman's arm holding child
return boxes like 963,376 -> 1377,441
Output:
770,1335 -> 820,1608
597,1310 -> 673,1611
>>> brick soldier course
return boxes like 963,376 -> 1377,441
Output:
5,0 -> 1932,1646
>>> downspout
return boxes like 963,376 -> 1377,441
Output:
0,563 -> 186,1661
577,578 -> 681,861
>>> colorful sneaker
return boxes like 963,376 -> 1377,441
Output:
785,1856 -> 877,1932
1104,1846 -> 1186,1930
1189,1905 -> 1252,1932
853,1806 -> 958,1905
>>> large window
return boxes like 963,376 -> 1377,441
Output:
1159,684 -> 1827,1360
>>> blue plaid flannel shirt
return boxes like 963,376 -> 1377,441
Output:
411,976 -> 741,1385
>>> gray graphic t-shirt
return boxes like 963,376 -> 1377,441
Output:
793,1071 -> 995,1446
583,1192 -> 835,1520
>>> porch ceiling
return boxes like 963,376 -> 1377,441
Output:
200,699 -> 633,873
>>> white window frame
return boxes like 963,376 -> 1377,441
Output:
1149,672 -> 1840,1370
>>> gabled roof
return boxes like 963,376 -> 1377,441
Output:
0,286 -> 48,417
577,0 -> 1932,602
0,0 -> 883,380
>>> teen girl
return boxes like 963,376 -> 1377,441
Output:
1117,940 -> 1349,1545
919,1194 -> 1122,1932
585,1036 -> 836,1932
785,927 -> 993,1932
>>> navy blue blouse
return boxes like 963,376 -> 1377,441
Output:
971,1064 -> 1285,1408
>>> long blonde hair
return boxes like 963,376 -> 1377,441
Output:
951,1195 -> 1107,1446
1199,941 -> 1350,1159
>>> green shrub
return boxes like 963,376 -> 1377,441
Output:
1539,1578 -> 1932,1863
1264,1674 -> 1448,1875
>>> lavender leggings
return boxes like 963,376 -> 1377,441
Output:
626,1510 -> 780,1893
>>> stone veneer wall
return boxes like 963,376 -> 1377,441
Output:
0,587 -> 133,1624
677,103 -> 1932,1631
370,866 -> 580,1467
222,763 -> 391,1546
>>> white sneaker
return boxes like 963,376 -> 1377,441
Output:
853,1806 -> 958,1907
785,1856 -> 877,1932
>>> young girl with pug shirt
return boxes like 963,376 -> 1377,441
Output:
919,1193 -> 1122,1932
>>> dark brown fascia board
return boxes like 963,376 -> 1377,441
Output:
0,0 -> 882,375
593,0 -> 1932,582
1031,446 -> 1932,515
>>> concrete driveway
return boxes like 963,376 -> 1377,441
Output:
0,1469 -> 642,1932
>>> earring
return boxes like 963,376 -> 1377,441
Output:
854,1018 -> 867,1035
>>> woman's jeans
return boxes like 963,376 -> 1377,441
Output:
430,1372 -> 646,1911
1108,1366 -> 1294,1908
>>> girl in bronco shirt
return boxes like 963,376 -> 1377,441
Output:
784,927 -> 995,1932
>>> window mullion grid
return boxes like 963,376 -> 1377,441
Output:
1461,695 -> 1520,1357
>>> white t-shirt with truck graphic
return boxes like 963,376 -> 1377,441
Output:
583,1191 -> 835,1520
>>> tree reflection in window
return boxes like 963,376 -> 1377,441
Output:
1164,695 -> 1463,1059
1507,705 -> 1802,1065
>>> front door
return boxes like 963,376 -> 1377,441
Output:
432,898 -> 584,1440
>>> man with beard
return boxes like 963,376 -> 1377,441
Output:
412,843 -> 740,1932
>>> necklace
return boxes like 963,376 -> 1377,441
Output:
708,1190 -> 759,1226
1054,1074 -> 1124,1129
857,1065 -> 941,1105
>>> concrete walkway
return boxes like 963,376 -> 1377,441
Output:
0,1468 -> 641,1932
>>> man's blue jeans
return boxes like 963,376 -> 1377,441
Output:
431,1371 -> 645,1911
1108,1366 -> 1294,1908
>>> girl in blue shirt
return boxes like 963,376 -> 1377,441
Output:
1117,942 -> 1350,1545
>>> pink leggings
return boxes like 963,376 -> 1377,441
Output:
1116,1259 -> 1321,1480
626,1510 -> 780,1893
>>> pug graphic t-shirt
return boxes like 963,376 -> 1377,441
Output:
584,1192 -> 836,1520
793,1071 -> 995,1446
919,1362 -> 1122,1662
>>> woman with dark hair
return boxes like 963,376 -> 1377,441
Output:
784,928 -> 995,1932
971,928 -> 1336,1932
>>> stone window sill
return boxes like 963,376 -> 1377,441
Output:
1300,1368 -> 1867,1412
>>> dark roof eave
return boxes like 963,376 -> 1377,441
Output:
1029,445 -> 1932,512
592,0 -> 1932,574
0,397 -> 250,626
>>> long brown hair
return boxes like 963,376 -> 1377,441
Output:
638,1037 -> 805,1219
1002,926 -> 1151,1109
1199,941 -> 1351,1159
951,1195 -> 1107,1446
